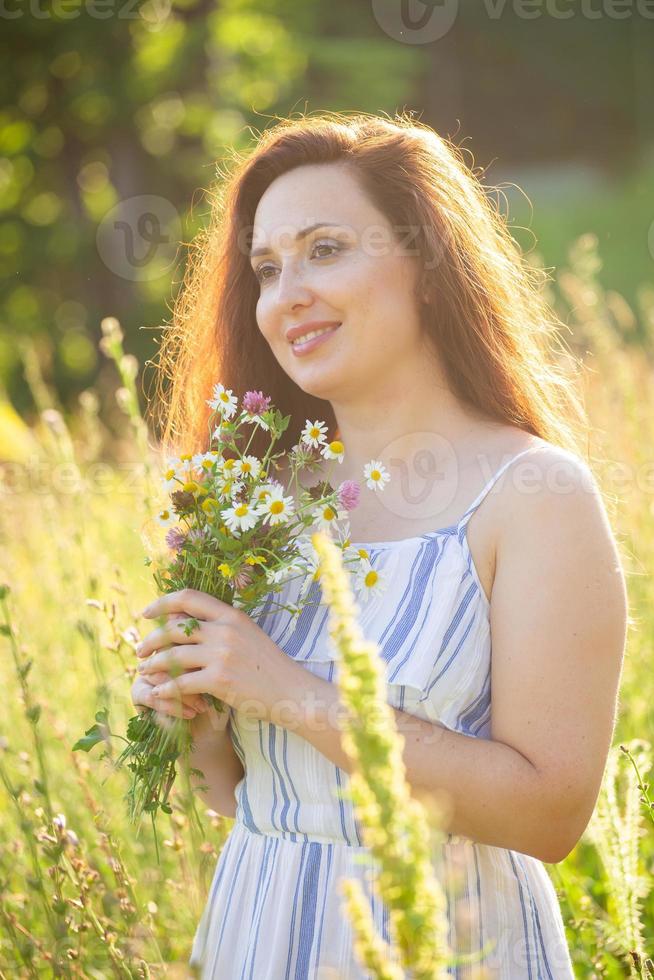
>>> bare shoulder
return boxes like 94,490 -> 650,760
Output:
494,440 -> 611,546
492,438 -> 628,620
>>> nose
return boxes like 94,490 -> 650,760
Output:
271,263 -> 314,314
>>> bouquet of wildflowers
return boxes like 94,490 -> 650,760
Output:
74,384 -> 391,851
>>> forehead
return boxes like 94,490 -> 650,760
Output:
251,163 -> 386,248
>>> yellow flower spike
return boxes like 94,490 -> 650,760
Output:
339,879 -> 403,979
357,548 -> 370,560
180,453 -> 193,461
311,530 -> 455,979
218,563 -> 233,579
182,481 -> 200,494
164,468 -> 176,481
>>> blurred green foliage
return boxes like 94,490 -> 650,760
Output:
0,0 -> 423,418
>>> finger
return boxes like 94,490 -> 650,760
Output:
139,646 -> 206,677
137,621 -> 204,659
136,669 -> 207,710
151,694 -> 195,720
140,588 -> 236,625
151,671 -> 207,699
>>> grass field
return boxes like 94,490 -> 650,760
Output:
0,233 -> 652,977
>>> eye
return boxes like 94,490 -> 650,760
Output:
252,239 -> 344,284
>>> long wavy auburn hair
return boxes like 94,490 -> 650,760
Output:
145,109 -> 591,472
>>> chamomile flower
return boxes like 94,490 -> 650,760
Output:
206,383 -> 238,419
216,477 -> 245,501
193,451 -> 218,475
154,507 -> 176,528
233,455 -> 263,481
354,559 -> 387,602
220,456 -> 240,478
160,459 -> 181,492
320,439 -> 345,463
363,459 -> 390,492
256,486 -> 295,527
301,419 -> 328,449
311,501 -> 348,535
222,501 -> 260,536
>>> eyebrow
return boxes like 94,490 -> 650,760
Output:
249,222 -> 344,260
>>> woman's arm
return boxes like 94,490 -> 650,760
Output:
272,449 -> 628,864
188,707 -> 244,819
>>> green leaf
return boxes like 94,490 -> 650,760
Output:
72,723 -> 105,753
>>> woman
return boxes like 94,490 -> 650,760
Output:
131,112 -> 628,978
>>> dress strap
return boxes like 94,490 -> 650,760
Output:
457,443 -> 546,530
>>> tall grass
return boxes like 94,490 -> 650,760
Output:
0,234 -> 652,976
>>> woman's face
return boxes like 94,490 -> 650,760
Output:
249,162 -> 427,403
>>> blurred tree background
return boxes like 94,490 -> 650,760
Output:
1,0 -> 653,429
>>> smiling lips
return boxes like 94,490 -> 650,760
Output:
289,322 -> 341,355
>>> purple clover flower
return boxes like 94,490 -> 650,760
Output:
165,527 -> 187,552
337,480 -> 361,511
187,527 -> 210,544
242,390 -> 271,415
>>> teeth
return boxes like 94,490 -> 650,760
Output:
291,325 -> 338,346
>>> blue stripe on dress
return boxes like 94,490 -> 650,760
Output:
508,850 -> 535,980
387,539 -> 451,679
206,830 -> 251,976
294,842 -> 322,978
259,722 -> 280,832
281,728 -> 302,839
268,723 -> 296,836
313,843 -> 333,969
230,724 -> 260,833
243,834 -> 278,980
459,667 -> 491,736
431,610 -> 476,689
472,844 -> 484,966
517,853 -> 555,980
283,841 -> 309,979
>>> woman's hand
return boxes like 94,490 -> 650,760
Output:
130,657 -> 210,724
136,589 -> 297,724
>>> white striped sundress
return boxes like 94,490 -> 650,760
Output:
189,442 -> 576,978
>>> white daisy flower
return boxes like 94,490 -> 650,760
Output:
220,456 -> 241,479
301,419 -> 328,448
206,383 -> 238,419
252,481 -> 284,506
154,507 -> 176,528
311,501 -> 349,535
256,486 -> 295,527
222,501 -> 260,535
234,455 -> 263,481
363,459 -> 390,492
321,439 -> 345,464
243,411 -> 270,432
192,451 -> 218,474
216,477 -> 245,501
160,459 -> 181,492
354,559 -> 387,602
